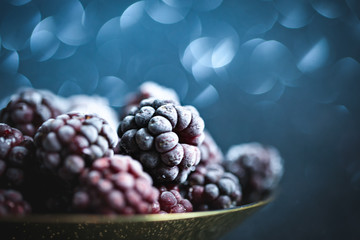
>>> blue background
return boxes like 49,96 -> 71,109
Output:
1,0 -> 360,239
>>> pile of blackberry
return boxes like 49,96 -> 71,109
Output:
0,84 -> 283,216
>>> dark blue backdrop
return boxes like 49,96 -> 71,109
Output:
1,0 -> 360,239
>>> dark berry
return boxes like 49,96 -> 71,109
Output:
0,189 -> 31,216
225,142 -> 283,204
186,163 -> 242,210
154,185 -> 192,214
0,89 -> 67,137
118,98 -> 204,184
0,123 -> 35,189
72,155 -> 159,215
34,113 -> 118,182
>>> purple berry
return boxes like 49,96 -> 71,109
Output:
0,189 -> 31,216
186,163 -> 242,210
225,142 -> 284,204
118,98 -> 204,184
72,155 -> 159,215
154,185 -> 193,214
34,113 -> 118,182
0,89 -> 67,137
0,123 -> 35,189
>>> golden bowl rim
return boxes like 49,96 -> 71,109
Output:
0,197 -> 272,224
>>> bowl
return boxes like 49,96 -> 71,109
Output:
0,197 -> 272,240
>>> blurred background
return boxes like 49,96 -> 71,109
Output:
0,0 -> 359,239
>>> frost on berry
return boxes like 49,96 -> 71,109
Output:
72,155 -> 159,215
34,113 -> 118,182
118,98 -> 204,184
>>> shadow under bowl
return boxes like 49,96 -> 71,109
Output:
0,197 -> 272,240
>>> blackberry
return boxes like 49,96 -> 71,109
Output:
67,95 -> 119,132
0,123 -> 35,189
72,155 -> 159,215
154,185 -> 193,214
186,163 -> 242,211
123,82 -> 180,117
34,113 -> 118,181
0,189 -> 31,216
199,131 -> 224,166
225,142 -> 284,204
118,98 -> 204,183
0,88 -> 68,137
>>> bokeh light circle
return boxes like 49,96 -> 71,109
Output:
0,2 -> 41,50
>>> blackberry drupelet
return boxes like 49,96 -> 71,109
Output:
34,113 -> 118,181
72,155 -> 159,215
0,123 -> 35,189
122,82 -> 180,117
0,189 -> 31,216
0,88 -> 67,137
225,142 -> 283,204
118,98 -> 205,184
199,130 -> 224,166
154,185 -> 193,214
186,163 -> 242,211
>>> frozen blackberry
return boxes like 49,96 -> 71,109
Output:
0,88 -> 68,137
0,189 -> 31,216
122,82 -> 180,117
67,95 -> 119,132
118,98 -> 204,183
225,142 -> 284,204
186,163 -> 242,211
72,155 -> 159,215
0,123 -> 35,189
154,185 -> 192,214
34,113 -> 118,181
199,130 -> 224,166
